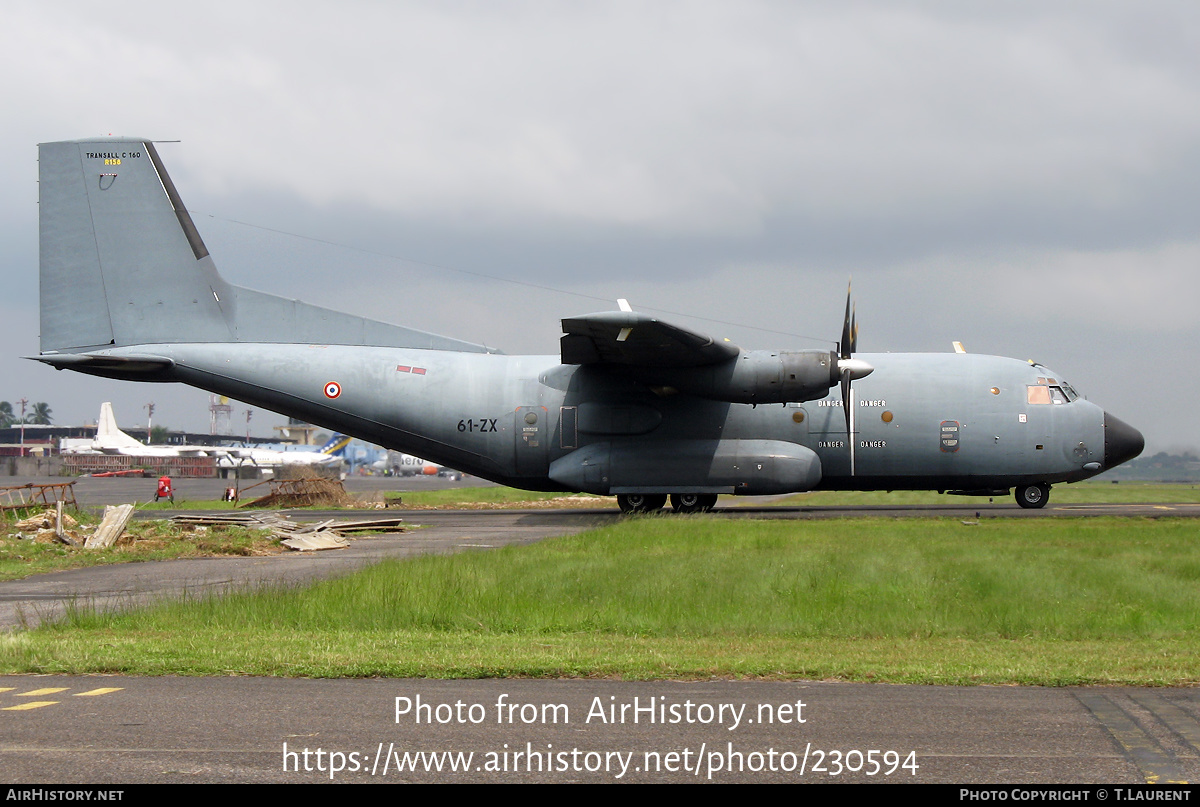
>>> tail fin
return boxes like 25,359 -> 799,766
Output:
94,402 -> 146,451
39,139 -> 234,351
320,434 -> 355,456
38,139 -> 491,354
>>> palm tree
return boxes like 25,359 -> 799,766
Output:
0,401 -> 13,428
24,402 -> 53,425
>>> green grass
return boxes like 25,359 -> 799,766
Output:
0,513 -> 281,581
7,516 -> 1200,685
5,482 -> 1194,579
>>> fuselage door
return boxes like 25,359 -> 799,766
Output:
514,406 -> 548,476
560,405 -> 578,450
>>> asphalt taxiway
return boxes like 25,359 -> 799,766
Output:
3,674 -> 1199,783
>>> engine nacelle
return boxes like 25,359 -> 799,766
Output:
630,350 -> 839,404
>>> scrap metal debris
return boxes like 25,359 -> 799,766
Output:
0,481 -> 78,511
168,512 -> 294,529
279,532 -> 350,552
5,506 -> 407,553
167,512 -> 407,551
327,516 -> 406,533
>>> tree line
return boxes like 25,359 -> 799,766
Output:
0,401 -> 53,427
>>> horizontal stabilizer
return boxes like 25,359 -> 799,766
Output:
30,353 -> 174,373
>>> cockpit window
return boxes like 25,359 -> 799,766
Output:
1028,365 -> 1081,404
1027,381 -> 1078,405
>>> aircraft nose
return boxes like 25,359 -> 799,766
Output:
1104,412 -> 1144,469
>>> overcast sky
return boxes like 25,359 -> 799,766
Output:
3,1 -> 1195,452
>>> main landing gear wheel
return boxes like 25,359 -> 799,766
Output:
617,493 -> 667,514
670,493 -> 719,513
1014,483 -> 1050,509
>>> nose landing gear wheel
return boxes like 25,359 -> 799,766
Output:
617,493 -> 667,513
670,493 -> 719,513
1014,483 -> 1050,509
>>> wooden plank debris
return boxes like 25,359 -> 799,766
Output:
85,504 -> 135,549
5,506 -> 405,552
10,507 -> 83,546
53,501 -> 77,546
280,534 -> 349,552
169,512 -> 293,528
330,517 -> 407,533
166,512 -> 405,549
14,509 -> 79,532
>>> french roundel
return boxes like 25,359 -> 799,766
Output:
324,381 -> 342,399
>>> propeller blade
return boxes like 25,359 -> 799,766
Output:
840,283 -> 853,360
836,281 -> 871,436
836,280 -> 863,474
835,282 -> 873,380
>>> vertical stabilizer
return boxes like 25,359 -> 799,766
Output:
38,138 -> 493,354
94,402 -> 146,451
39,139 -> 235,352
321,434 -> 354,456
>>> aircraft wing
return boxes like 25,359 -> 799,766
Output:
560,312 -> 739,367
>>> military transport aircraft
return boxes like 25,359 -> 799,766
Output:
32,138 -> 1144,512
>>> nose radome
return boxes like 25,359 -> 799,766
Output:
1104,412 -> 1144,469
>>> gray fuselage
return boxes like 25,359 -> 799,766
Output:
84,342 -> 1116,496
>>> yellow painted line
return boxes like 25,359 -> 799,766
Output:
0,688 -> 15,693
1076,692 -> 1189,784
2,701 -> 59,711
1130,691 -> 1200,752
16,688 -> 68,697
74,688 -> 123,697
